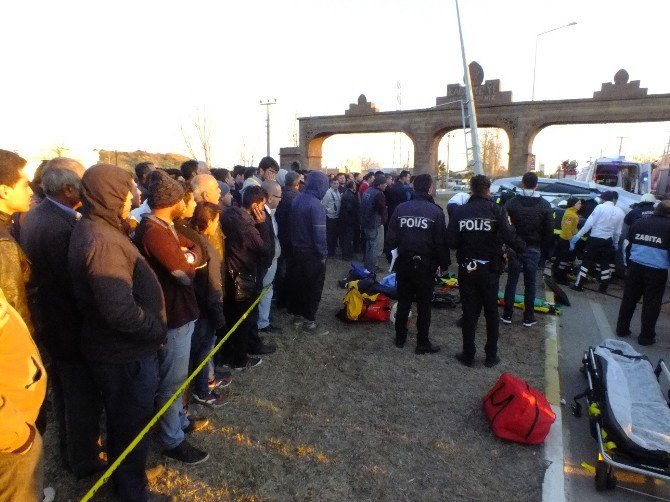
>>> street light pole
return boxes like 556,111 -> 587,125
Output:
260,99 -> 276,157
532,21 -> 577,101
454,0 -> 483,175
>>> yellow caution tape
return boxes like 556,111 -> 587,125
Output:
81,286 -> 270,502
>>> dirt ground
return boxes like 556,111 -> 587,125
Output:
45,257 -> 549,501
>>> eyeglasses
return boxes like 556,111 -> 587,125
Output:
271,194 -> 282,200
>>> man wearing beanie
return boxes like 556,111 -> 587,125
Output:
570,190 -> 624,293
133,170 -> 208,465
68,164 -> 167,501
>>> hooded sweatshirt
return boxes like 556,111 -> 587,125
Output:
68,164 -> 167,363
290,171 -> 328,258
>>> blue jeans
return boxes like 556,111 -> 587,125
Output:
89,355 -> 159,502
257,259 -> 277,329
157,322 -> 194,450
504,247 -> 541,321
363,225 -> 384,272
190,318 -> 216,398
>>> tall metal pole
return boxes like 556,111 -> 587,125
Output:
454,0 -> 483,175
532,22 -> 577,101
260,99 -> 276,157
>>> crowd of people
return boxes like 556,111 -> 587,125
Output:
2,146 -> 669,502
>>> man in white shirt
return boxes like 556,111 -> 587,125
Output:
322,177 -> 342,257
258,180 -> 282,333
570,191 -> 625,293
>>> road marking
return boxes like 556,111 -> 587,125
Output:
589,299 -> 615,339
543,290 -> 566,502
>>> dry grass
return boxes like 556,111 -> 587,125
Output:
45,258 -> 548,501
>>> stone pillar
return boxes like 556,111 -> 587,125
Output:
411,133 -> 438,175
279,147 -> 303,170
506,124 -> 539,176
306,135 -> 329,170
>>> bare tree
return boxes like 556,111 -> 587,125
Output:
480,129 -> 504,177
181,107 -> 213,167
360,156 -> 381,171
289,112 -> 299,147
239,138 -> 255,166
53,145 -> 68,157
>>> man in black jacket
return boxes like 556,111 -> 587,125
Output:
387,174 -> 449,354
220,186 -> 273,370
502,172 -> 553,327
385,170 -> 412,220
339,180 -> 360,260
68,164 -> 167,501
20,159 -> 105,478
447,175 -> 526,368
274,171 -> 302,309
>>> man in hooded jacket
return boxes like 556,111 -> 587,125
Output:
68,164 -> 167,502
288,171 -> 328,332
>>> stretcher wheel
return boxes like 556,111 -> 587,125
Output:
595,460 -> 616,491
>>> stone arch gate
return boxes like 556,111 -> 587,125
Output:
279,65 -> 670,176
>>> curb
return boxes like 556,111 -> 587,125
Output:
543,291 -> 566,502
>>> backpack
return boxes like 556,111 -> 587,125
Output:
341,280 -> 391,322
483,372 -> 555,445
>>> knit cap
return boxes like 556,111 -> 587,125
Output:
147,169 -> 184,209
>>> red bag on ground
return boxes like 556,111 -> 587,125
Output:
359,294 -> 392,322
483,372 -> 555,445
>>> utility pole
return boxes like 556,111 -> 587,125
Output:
616,136 -> 627,157
454,0 -> 483,175
260,99 -> 276,157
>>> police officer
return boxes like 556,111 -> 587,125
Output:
386,174 -> 449,354
616,200 -> 670,346
446,175 -> 525,368
569,191 -> 625,293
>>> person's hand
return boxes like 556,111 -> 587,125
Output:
251,204 -> 266,223
0,288 -> 9,330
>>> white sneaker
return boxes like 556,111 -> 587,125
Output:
43,487 -> 56,502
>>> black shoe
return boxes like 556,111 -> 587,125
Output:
523,318 -> 537,328
248,342 -> 276,355
259,324 -> 283,334
415,344 -> 440,355
638,336 -> 656,346
74,460 -> 108,479
484,356 -> 501,368
164,440 -> 209,465
616,330 -> 631,338
455,316 -> 464,328
500,315 -> 512,325
455,353 -> 475,367
395,336 -> 406,348
570,284 -> 584,292
231,356 -> 263,371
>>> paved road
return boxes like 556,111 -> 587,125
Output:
558,279 -> 670,500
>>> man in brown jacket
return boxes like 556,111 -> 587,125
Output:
0,286 -> 47,502
0,150 -> 33,333
134,170 -> 208,465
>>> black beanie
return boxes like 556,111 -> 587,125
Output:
147,170 -> 184,209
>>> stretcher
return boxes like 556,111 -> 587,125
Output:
572,339 -> 670,492
496,293 -> 562,315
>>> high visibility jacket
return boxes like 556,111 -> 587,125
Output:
559,207 -> 580,240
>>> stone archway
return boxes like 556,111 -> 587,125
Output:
282,65 -> 670,176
